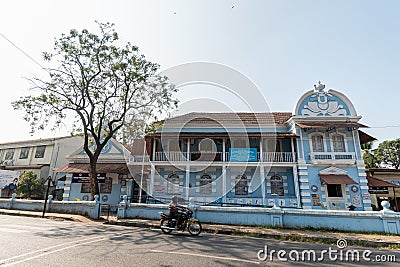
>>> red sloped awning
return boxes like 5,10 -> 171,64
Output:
367,176 -> 400,188
319,174 -> 357,185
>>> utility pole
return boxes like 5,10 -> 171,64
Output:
42,176 -> 53,218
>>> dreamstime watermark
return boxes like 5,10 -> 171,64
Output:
257,239 -> 397,263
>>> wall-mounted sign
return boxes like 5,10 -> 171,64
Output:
312,194 -> 320,206
352,194 -> 361,206
229,148 -> 258,162
0,170 -> 20,190
368,187 -> 389,194
311,185 -> 318,192
362,193 -> 370,200
153,185 -> 166,193
72,173 -> 106,183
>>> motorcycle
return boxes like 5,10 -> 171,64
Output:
159,206 -> 202,236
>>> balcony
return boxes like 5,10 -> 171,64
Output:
154,151 -> 224,162
309,152 -> 356,165
153,151 -> 296,163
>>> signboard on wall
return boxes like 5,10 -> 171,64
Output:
362,193 -> 370,201
72,173 -> 106,183
312,194 -> 321,206
0,170 -> 20,189
153,185 -> 166,192
229,148 -> 258,162
352,194 -> 361,206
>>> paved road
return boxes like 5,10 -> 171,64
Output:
0,214 -> 398,266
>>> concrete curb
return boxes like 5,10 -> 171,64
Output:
0,209 -> 97,224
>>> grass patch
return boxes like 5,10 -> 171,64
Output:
383,244 -> 400,250
205,227 -> 399,249
254,225 -> 397,236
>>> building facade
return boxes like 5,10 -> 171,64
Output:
0,136 -> 83,198
365,168 -> 400,211
129,82 -> 375,211
58,138 -> 133,204
0,136 -> 83,180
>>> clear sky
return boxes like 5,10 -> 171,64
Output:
1,0 -> 399,145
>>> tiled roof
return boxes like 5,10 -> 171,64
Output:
367,176 -> 400,188
163,112 -> 293,126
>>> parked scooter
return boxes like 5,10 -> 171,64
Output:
159,206 -> 202,236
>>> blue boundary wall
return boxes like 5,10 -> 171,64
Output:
0,195 -> 100,219
117,203 -> 400,235
1,196 -> 399,235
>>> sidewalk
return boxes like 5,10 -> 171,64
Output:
1,208 -> 399,249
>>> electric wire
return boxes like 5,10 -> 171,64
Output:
0,32 -> 46,70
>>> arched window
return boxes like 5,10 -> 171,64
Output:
200,173 -> 212,194
199,138 -> 216,152
235,174 -> 248,195
332,134 -> 345,152
311,134 -> 324,152
270,174 -> 284,196
167,173 -> 180,194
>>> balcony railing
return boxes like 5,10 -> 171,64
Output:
154,151 -> 296,163
309,152 -> 356,164
260,152 -> 296,162
154,151 -> 189,161
130,156 -> 150,162
154,151 -> 224,161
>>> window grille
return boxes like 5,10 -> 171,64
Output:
200,173 -> 212,194
235,174 -> 248,195
312,135 -> 324,152
270,174 -> 284,196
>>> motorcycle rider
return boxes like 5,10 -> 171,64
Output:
169,196 -> 186,228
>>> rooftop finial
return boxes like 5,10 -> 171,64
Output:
314,80 -> 325,91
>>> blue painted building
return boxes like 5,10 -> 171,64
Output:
58,138 -> 134,204
130,82 -> 375,210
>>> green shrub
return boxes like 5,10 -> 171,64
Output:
16,171 -> 45,199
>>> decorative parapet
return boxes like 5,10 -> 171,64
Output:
295,81 -> 358,117
309,152 -> 356,165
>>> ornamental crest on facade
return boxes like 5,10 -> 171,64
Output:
301,81 -> 347,116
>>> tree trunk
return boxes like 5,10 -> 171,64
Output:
89,160 -> 99,200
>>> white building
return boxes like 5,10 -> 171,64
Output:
0,136 -> 83,183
